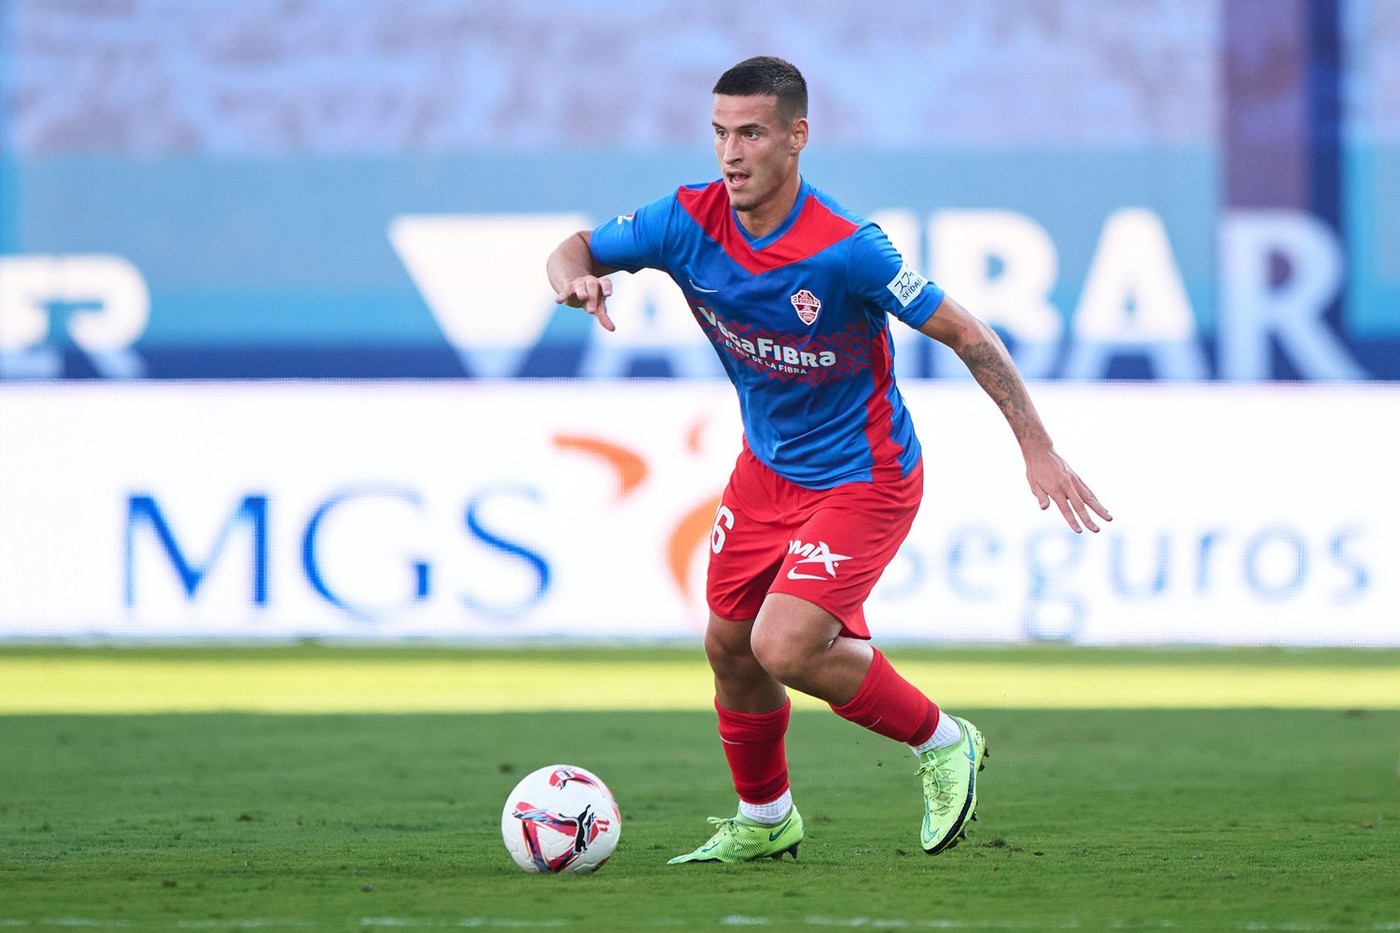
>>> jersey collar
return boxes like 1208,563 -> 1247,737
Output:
733,178 -> 812,249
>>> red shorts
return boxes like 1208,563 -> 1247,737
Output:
705,446 -> 923,639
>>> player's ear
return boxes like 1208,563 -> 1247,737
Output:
790,117 -> 809,154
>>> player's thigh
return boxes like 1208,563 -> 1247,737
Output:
705,492 -> 791,625
768,470 -> 922,636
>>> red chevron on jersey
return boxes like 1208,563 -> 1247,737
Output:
677,182 -> 857,275
587,177 -> 946,489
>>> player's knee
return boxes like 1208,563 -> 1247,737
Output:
750,596 -> 836,689
703,621 -> 760,678
749,628 -> 813,688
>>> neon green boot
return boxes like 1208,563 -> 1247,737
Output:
667,807 -> 804,864
917,715 -> 988,854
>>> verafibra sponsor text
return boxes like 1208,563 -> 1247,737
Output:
693,303 -> 838,373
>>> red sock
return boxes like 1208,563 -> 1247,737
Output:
715,698 -> 791,805
830,649 -> 940,745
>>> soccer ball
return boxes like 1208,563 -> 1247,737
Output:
500,764 -> 621,874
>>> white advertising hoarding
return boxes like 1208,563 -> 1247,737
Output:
0,381 -> 1395,645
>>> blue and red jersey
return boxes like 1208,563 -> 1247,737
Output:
588,178 -> 945,490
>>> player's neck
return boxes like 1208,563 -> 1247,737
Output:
733,175 -> 802,239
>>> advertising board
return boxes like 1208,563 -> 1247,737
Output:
1,381 -> 1393,646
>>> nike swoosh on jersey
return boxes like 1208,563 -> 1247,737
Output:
688,278 -> 720,294
786,568 -> 829,581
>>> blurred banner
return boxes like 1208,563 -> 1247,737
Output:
1,3 -> 1397,647
0,153 -> 1396,382
1,0 -> 1397,382
1,381 -> 1394,645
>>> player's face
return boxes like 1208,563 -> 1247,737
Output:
712,94 -> 808,227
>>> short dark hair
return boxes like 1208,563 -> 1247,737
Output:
712,56 -> 808,125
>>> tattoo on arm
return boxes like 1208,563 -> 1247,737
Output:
958,340 -> 1048,448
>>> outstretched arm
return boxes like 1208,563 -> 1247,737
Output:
917,295 -> 1113,534
546,231 -> 620,332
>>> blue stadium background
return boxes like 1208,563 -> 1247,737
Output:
1,0 -> 1396,384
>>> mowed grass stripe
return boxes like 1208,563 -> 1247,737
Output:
2,653 -> 1398,712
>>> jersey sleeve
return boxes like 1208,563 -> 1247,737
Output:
847,223 -> 945,329
587,190 -> 678,275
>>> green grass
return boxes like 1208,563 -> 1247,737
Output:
4,643 -> 1400,712
1,647 -> 1398,931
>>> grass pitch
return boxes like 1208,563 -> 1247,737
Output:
0,645 -> 1397,931
4,643 -> 1398,713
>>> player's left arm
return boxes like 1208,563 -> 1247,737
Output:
917,295 -> 1113,534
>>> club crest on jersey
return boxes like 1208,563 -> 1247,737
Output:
790,289 -> 822,325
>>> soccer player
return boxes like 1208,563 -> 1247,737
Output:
546,56 -> 1111,863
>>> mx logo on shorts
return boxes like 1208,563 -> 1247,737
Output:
786,540 -> 851,581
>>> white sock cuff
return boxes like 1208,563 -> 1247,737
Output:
739,789 -> 793,824
909,713 -> 963,756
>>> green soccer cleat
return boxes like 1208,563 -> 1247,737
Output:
667,807 -> 804,864
917,715 -> 989,854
